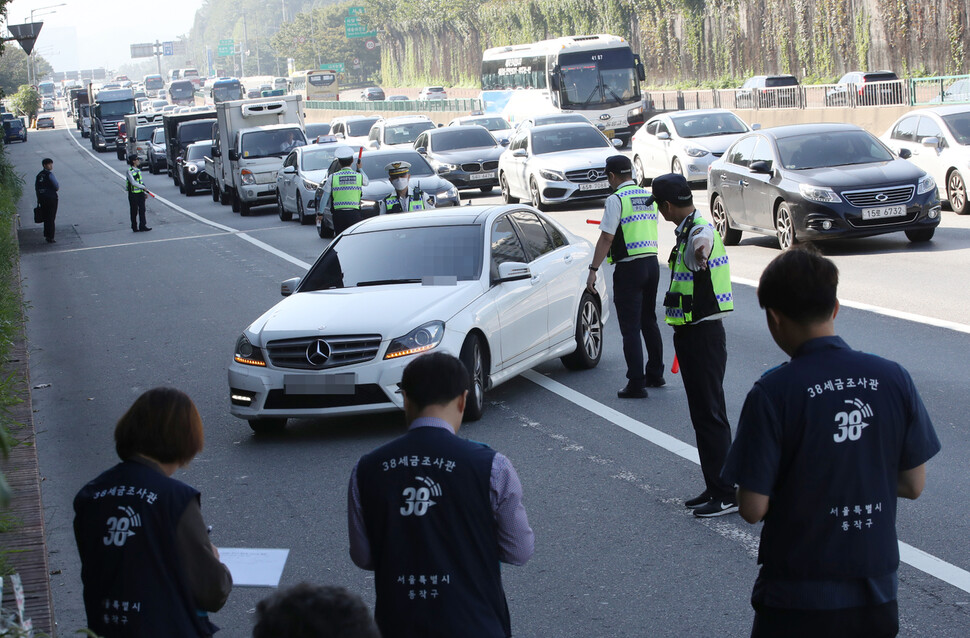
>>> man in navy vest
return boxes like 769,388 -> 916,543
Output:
348,352 -> 534,638
722,248 -> 940,637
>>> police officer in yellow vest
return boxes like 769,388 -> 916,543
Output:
652,173 -> 736,518
377,161 -> 434,215
586,155 -> 664,399
316,146 -> 368,236
126,154 -> 152,233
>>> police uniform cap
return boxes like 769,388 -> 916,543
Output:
385,161 -> 411,177
334,146 -> 355,160
605,155 -> 632,175
127,154 -> 139,164
646,172 -> 693,207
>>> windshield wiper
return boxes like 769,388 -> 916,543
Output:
603,84 -> 625,105
356,278 -> 422,287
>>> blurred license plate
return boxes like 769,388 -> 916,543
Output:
603,129 -> 615,138
861,205 -> 906,220
579,181 -> 610,191
284,372 -> 356,395
470,171 -> 495,180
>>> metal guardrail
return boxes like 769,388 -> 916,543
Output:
911,75 -> 970,106
305,98 -> 483,112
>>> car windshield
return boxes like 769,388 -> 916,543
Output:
942,111 -> 970,144
136,126 -> 159,141
301,148 -> 341,171
360,151 -> 435,179
765,76 -> 798,87
670,112 -> 748,138
383,121 -> 435,145
6,120 -> 23,131
533,125 -> 609,154
431,128 -> 496,151
463,117 -> 511,131
300,225 -> 483,290
179,121 -> 215,145
776,130 -> 894,170
186,144 -> 208,160
534,114 -> 587,126
347,118 -> 380,136
240,128 -> 307,159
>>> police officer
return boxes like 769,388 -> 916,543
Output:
35,157 -> 59,243
586,154 -> 663,398
348,352 -> 534,638
653,173 -> 735,518
722,248 -> 940,637
378,161 -> 433,215
126,154 -> 152,232
315,146 -> 368,237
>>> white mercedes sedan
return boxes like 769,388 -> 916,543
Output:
228,205 -> 609,433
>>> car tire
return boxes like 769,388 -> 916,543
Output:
529,177 -> 547,211
298,193 -> 312,225
231,191 -> 240,213
905,228 -> 935,242
277,191 -> 292,221
947,170 -> 967,214
211,182 -> 220,202
178,177 -> 185,194
150,161 -> 158,175
240,199 -> 251,216
459,334 -> 487,422
248,418 -> 287,434
185,179 -> 195,196
775,202 -> 797,250
317,216 -> 334,238
634,156 -> 649,187
672,157 -> 684,178
500,173 -> 518,204
711,194 -> 742,246
480,186 -> 494,193
220,185 -> 231,206
560,292 -> 603,370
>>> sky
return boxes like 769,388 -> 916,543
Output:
3,0 -> 204,71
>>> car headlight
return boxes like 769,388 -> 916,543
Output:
539,168 -> 565,181
436,163 -> 458,174
799,183 -> 841,203
917,175 -> 936,194
685,147 -> 709,158
384,321 -> 445,359
234,334 -> 266,367
187,164 -> 198,173
302,178 -> 319,190
627,104 -> 644,119
241,169 -> 256,185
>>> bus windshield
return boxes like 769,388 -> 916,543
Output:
558,48 -> 640,109
213,82 -> 242,103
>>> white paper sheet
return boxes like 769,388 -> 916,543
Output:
216,547 -> 289,587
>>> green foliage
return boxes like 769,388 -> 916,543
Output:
10,85 -> 39,119
0,48 -> 51,100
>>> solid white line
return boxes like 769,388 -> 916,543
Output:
521,369 -> 970,595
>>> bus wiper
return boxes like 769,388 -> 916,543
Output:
582,82 -> 603,107
356,278 -> 422,287
603,84 -> 625,105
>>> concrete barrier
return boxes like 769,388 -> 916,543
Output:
304,108 -> 473,127
732,106 -> 920,136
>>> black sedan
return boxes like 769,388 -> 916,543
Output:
707,123 -> 941,250
177,140 -> 212,196
413,125 -> 506,192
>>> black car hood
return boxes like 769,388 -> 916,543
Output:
429,147 -> 504,164
794,160 -> 923,188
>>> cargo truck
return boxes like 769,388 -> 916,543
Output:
88,84 -> 136,152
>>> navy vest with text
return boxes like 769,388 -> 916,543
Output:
73,461 -> 217,637
357,426 -> 510,638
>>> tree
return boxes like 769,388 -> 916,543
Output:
0,47 -> 53,99
11,84 -> 40,119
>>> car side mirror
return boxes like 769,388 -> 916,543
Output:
921,136 -> 940,148
415,147 -> 427,155
437,123 -> 444,128
501,139 -> 510,147
612,138 -> 622,148
898,148 -> 912,160
280,277 -> 301,297
749,160 -> 772,174
211,146 -> 219,157
282,165 -> 296,174
751,123 -> 762,131
657,132 -> 671,141
512,148 -> 527,158
497,261 -> 531,282
228,149 -> 239,161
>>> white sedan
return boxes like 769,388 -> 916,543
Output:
499,123 -> 622,211
228,205 -> 608,433
276,141 -> 362,225
880,105 -> 970,214
631,109 -> 751,184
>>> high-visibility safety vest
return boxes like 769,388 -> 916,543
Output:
607,184 -> 659,264
383,192 -> 429,214
329,168 -> 363,210
664,213 -> 733,326
127,167 -> 144,194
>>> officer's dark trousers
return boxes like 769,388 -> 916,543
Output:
751,600 -> 898,638
612,256 -> 664,385
672,319 -> 734,500
129,192 -> 147,230
39,197 -> 57,240
333,208 -> 362,236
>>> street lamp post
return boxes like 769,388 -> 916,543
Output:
27,3 -> 66,85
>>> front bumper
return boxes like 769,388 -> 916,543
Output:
436,169 -> 499,190
535,174 -> 611,203
790,194 -> 941,241
239,183 -> 278,204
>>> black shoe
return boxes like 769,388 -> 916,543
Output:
617,383 -> 648,399
693,498 -> 739,518
684,491 -> 711,509
132,227 -> 139,232
139,227 -> 152,232
45,237 -> 54,243
645,376 -> 666,388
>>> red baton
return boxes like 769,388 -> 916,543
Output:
586,219 -> 601,224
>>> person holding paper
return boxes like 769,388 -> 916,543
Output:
73,388 -> 232,637
348,352 -> 534,638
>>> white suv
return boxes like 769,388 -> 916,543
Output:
366,115 -> 436,150
418,86 -> 448,100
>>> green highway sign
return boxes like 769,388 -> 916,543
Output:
321,63 -> 345,73
345,16 -> 376,39
219,39 -> 233,46
217,45 -> 234,57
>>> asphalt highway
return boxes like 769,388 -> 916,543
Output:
8,109 -> 970,637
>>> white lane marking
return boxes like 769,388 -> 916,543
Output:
61,110 -> 970,593
733,276 -> 970,335
62,112 -> 312,271
521,369 -> 970,595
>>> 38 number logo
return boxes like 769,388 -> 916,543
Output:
833,399 -> 873,443
400,487 -> 433,517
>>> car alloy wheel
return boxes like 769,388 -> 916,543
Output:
277,191 -> 292,221
459,335 -> 486,422
501,173 -> 518,204
672,157 -> 684,178
298,193 -> 312,225
561,292 -> 603,370
634,155 -> 648,187
948,170 -> 967,215
775,202 -> 796,250
529,178 -> 547,211
711,194 -> 742,245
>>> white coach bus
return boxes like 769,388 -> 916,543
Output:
480,34 -> 647,146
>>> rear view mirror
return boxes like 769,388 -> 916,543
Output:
500,139 -> 510,147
